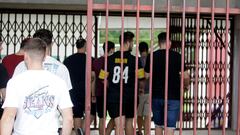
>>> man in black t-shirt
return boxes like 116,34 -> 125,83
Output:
64,39 -> 95,135
99,31 -> 144,135
144,32 -> 189,135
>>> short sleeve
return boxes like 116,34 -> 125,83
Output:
0,64 -> 9,88
59,65 -> 73,91
144,54 -> 150,73
2,79 -> 19,108
58,81 -> 73,109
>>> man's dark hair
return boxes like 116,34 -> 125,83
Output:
20,38 -> 31,49
103,41 -> 115,53
139,41 -> 149,54
158,32 -> 167,44
33,29 -> 53,46
23,38 -> 47,60
76,39 -> 86,49
119,31 -> 134,45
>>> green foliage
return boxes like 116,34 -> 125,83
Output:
99,28 -> 166,47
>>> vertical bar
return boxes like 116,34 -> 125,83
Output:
95,16 -> 98,59
223,0 -> 229,134
208,0 -> 215,134
164,0 -> 170,134
103,0 -> 109,134
237,46 -> 240,135
86,0 -> 93,134
72,15 -> 75,54
13,13 -> 17,53
179,0 -> 186,134
119,0 -> 125,134
194,0 -> 200,134
134,0 -> 140,135
148,0 -> 155,134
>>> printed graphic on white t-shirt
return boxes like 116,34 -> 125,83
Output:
23,85 -> 55,119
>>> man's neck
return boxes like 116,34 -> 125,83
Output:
27,63 -> 43,70
77,48 -> 86,53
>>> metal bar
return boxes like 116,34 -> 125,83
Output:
194,0 -> 200,134
223,0 -> 229,134
237,42 -> 240,135
103,0 -> 109,135
148,0 -> 155,134
179,0 -> 186,134
94,16 -> 98,59
133,0 -> 140,134
92,4 -> 240,14
86,0 -> 93,134
164,0 -> 170,134
208,0 -> 215,134
119,0 -> 125,134
13,13 -> 17,53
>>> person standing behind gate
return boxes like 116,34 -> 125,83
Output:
137,41 -> 150,135
2,38 -> 30,78
144,32 -> 189,135
1,38 -> 73,135
99,31 -> 145,135
63,39 -> 95,135
93,41 -> 115,135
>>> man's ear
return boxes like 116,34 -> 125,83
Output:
23,52 -> 28,60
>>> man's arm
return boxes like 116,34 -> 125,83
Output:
61,107 -> 73,135
0,88 -> 6,101
1,107 -> 17,135
91,71 -> 96,103
183,70 -> 190,89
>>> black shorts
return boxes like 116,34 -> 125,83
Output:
91,102 -> 96,116
72,102 -> 85,118
125,101 -> 134,118
107,103 -> 126,119
96,96 -> 104,118
70,90 -> 85,118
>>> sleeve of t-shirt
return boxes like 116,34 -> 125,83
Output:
58,80 -> 73,109
144,54 -> 150,73
12,61 -> 27,77
0,64 -> 9,89
2,79 -> 19,108
59,65 -> 72,91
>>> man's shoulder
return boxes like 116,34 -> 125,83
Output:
2,54 -> 16,60
45,56 -> 65,66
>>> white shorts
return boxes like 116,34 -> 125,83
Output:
137,94 -> 150,116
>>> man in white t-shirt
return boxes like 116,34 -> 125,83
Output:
13,29 -> 72,91
1,38 -> 73,135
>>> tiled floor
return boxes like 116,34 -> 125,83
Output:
71,130 -> 237,135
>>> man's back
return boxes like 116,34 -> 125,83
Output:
63,53 -> 86,95
145,49 -> 182,99
107,51 -> 142,103
3,70 -> 72,135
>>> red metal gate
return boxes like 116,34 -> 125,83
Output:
170,16 -> 233,129
85,0 -> 239,135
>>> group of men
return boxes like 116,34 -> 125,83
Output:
0,29 -> 189,135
